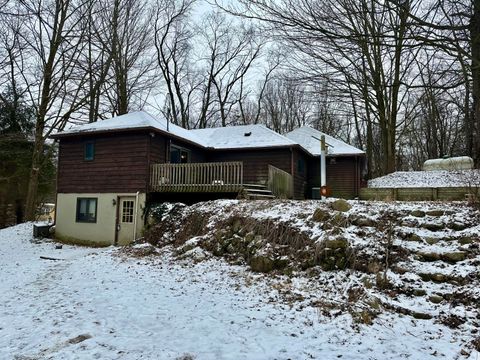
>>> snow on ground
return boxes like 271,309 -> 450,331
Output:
0,217 -> 479,359
368,169 -> 480,188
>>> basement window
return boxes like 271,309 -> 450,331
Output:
84,141 -> 95,161
76,198 -> 97,223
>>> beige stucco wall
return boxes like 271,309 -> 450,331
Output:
55,193 -> 146,246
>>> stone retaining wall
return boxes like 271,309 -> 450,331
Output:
359,187 -> 480,201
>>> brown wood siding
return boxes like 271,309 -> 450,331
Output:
57,132 -> 150,193
292,149 -> 308,199
207,148 -> 292,185
307,156 -> 362,199
150,135 -> 166,164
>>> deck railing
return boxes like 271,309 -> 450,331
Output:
267,165 -> 294,199
150,161 -> 243,192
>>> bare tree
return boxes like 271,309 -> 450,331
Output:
3,0 -> 97,220
104,0 -> 156,115
196,12 -> 263,127
153,0 -> 197,128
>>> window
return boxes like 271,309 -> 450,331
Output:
170,145 -> 190,164
76,198 -> 97,223
121,200 -> 134,223
84,141 -> 95,161
297,158 -> 305,174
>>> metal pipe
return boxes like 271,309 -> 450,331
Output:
321,135 -> 326,200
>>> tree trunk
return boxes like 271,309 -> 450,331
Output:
24,123 -> 45,220
470,1 -> 480,167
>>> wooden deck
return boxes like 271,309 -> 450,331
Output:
150,162 -> 243,192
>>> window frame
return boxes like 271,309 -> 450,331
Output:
170,145 -> 191,164
84,141 -> 95,161
76,197 -> 98,223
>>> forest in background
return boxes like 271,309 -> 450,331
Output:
0,0 -> 479,220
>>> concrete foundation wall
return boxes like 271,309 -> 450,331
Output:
55,193 -> 146,246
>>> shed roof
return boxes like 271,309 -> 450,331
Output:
285,126 -> 364,156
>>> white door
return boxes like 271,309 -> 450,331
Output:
116,196 -> 136,245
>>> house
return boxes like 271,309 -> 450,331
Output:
51,111 -> 365,246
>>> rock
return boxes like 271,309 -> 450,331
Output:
413,289 -> 427,296
442,252 -> 467,263
426,210 -> 444,217
429,295 -> 444,304
324,237 -> 349,249
330,213 -> 348,227
412,312 -> 433,320
351,216 -> 376,227
417,251 -> 441,262
232,218 -> 243,233
68,334 -> 92,344
421,223 -> 444,231
331,199 -> 352,212
431,273 -> 447,283
411,210 -> 426,218
406,233 -> 422,242
249,256 -> 274,273
425,237 -> 439,245
448,222 -> 468,231
458,237 -> 474,245
367,261 -> 382,274
312,208 -> 330,222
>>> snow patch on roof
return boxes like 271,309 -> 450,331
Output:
189,124 -> 297,149
368,170 -> 480,188
285,126 -> 364,156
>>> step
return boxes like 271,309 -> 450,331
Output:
243,183 -> 268,189
245,188 -> 273,195
248,193 -> 276,200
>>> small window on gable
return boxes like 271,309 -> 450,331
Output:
76,198 -> 97,223
84,141 -> 95,161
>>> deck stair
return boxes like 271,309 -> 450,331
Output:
242,184 -> 275,200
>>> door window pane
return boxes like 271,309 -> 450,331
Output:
122,200 -> 134,223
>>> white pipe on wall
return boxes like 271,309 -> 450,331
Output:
133,191 -> 140,241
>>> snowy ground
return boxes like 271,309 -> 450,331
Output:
1,219 -> 479,360
368,169 -> 480,188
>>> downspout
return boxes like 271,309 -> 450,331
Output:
320,135 -> 327,200
290,147 -> 295,199
133,191 -> 140,241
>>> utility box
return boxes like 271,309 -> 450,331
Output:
33,224 -> 52,238
312,187 -> 321,199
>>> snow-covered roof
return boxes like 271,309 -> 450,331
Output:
368,170 -> 480,188
285,126 -> 364,156
54,112 -> 364,156
56,111 -> 207,146
189,124 -> 297,150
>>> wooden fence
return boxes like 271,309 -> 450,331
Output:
267,165 -> 294,199
360,187 -> 480,201
150,162 -> 243,192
